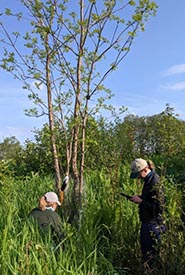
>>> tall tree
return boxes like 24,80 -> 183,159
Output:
0,0 -> 157,217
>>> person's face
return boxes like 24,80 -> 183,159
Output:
138,167 -> 148,179
50,202 -> 58,211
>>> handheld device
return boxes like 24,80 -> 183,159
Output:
120,193 -> 132,200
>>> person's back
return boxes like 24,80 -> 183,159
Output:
29,192 -> 63,245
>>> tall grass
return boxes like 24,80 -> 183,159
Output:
0,169 -> 184,274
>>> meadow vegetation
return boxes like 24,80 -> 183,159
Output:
0,169 -> 184,275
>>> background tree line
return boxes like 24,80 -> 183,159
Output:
1,104 -> 185,186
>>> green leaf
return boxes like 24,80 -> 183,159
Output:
5,8 -> 12,16
129,0 -> 136,6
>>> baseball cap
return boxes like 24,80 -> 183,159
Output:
44,191 -> 61,206
130,158 -> 148,178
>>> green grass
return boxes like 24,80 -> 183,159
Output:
0,170 -> 184,274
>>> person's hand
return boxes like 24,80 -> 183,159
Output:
130,195 -> 142,204
61,175 -> 69,191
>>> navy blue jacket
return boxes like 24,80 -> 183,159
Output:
139,170 -> 165,225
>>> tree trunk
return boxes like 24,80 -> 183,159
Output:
45,34 -> 61,191
70,0 -> 85,220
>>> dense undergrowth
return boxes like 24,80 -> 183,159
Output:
0,168 -> 184,275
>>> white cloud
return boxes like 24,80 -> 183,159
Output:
161,81 -> 185,91
163,64 -> 185,76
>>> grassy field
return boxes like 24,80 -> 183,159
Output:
0,168 -> 184,275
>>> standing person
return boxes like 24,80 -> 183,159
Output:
29,191 -> 64,248
129,158 -> 165,273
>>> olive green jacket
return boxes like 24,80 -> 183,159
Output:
29,208 -> 63,243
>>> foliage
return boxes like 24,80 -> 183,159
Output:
0,168 -> 184,275
0,136 -> 21,160
0,137 -> 22,180
1,105 -> 185,188
115,105 -> 185,180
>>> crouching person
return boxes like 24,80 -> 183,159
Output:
29,191 -> 64,251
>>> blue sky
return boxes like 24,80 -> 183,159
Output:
0,0 -> 185,143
